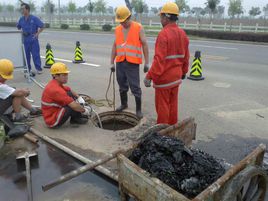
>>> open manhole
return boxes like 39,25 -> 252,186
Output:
92,111 -> 140,131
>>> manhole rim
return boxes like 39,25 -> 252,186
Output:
91,110 -> 146,132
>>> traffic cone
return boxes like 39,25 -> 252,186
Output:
44,43 -> 55,68
187,51 -> 205,81
73,41 -> 85,63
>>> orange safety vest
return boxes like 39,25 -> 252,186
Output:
115,21 -> 142,64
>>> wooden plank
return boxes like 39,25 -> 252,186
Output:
118,154 -> 190,201
158,117 -> 196,146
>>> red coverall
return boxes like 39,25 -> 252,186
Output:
146,23 -> 189,125
41,79 -> 74,127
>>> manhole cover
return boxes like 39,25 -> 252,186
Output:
92,111 -> 140,131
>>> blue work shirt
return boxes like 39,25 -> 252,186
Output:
17,15 -> 44,41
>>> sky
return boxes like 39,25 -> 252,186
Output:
0,0 -> 267,12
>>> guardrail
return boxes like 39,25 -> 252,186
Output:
1,17 -> 267,33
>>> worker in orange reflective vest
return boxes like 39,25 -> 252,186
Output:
144,2 -> 190,125
41,62 -> 91,128
110,5 -> 149,119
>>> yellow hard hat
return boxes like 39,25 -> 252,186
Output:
0,59 -> 14,80
160,2 -> 179,16
115,6 -> 131,22
50,62 -> 70,75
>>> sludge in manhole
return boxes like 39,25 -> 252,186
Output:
129,132 -> 226,198
93,111 -> 139,131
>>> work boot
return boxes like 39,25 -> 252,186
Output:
135,96 -> 143,119
70,117 -> 88,125
116,92 -> 128,112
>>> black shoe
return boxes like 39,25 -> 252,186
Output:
70,117 -> 88,125
135,96 -> 143,119
30,71 -> 36,77
116,92 -> 128,112
29,108 -> 42,117
12,114 -> 32,123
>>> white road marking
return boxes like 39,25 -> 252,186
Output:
213,82 -> 231,88
148,40 -> 238,50
190,44 -> 238,50
41,56 -> 100,67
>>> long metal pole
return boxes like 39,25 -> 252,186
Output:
42,149 -> 123,191
25,153 -> 33,201
29,128 -> 119,182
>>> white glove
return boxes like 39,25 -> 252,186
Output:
144,78 -> 151,87
82,105 -> 92,116
82,108 -> 90,116
77,96 -> 86,105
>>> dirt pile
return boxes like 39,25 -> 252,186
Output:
129,133 -> 225,198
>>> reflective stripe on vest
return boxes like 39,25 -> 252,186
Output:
41,101 -> 62,108
41,101 -> 64,127
153,79 -> 182,88
116,44 -> 142,52
50,107 -> 65,127
117,52 -> 142,58
165,54 -> 185,59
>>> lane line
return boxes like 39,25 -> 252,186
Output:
41,56 -> 100,67
148,40 -> 238,50
190,44 -> 238,50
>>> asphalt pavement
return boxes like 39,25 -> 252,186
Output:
1,26 -> 268,154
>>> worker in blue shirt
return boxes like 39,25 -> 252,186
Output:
17,3 -> 44,76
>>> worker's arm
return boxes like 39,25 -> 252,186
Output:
12,88 -> 30,97
110,40 -> 116,65
146,32 -> 167,81
68,101 -> 85,113
182,36 -> 190,75
34,27 -> 44,39
69,90 -> 79,99
34,16 -> 44,39
140,28 -> 149,65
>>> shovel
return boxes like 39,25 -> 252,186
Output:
16,151 -> 38,201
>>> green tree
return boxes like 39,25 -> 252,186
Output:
175,0 -> 190,14
107,6 -> 114,15
263,4 -> 268,17
94,0 -> 106,15
206,0 -> 220,22
68,1 -> 76,24
68,1 -> 76,14
6,4 -> 14,12
191,7 -> 203,18
87,0 -> 95,16
217,5 -> 225,18
0,4 -> 3,13
28,1 -> 36,13
228,0 -> 243,31
124,0 -> 132,11
131,0 -> 148,20
249,7 -> 261,18
42,0 -> 55,14
150,7 -> 158,15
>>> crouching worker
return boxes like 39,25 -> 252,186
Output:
0,59 -> 42,122
41,62 -> 91,128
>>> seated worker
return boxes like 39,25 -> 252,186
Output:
41,62 -> 91,128
0,59 -> 42,121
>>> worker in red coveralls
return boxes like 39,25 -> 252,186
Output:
144,2 -> 189,125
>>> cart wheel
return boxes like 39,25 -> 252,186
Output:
223,165 -> 268,201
